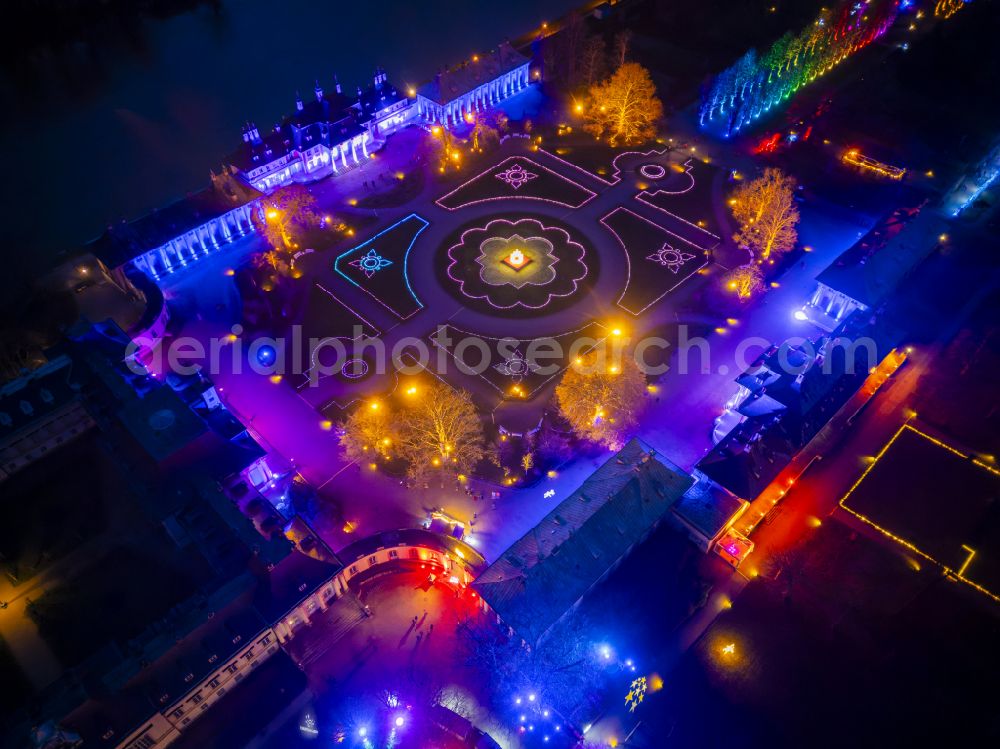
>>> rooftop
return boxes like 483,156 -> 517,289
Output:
473,439 -> 693,643
0,355 -> 86,445
816,206 -> 947,308
698,314 -> 899,499
672,484 -> 746,541
417,41 -> 530,105
88,172 -> 263,268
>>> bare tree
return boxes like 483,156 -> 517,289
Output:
580,35 -> 609,88
397,381 -> 484,483
251,184 -> 320,254
454,610 -> 608,717
556,349 -> 647,449
584,63 -> 663,146
613,29 -> 632,67
339,400 -> 399,465
730,168 -> 800,262
725,264 -> 765,301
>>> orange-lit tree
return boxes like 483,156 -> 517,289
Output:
422,125 -> 461,173
339,400 -> 399,465
397,381 -> 484,483
253,184 -> 321,255
725,264 -> 765,301
584,63 -> 663,146
730,168 -> 799,262
556,350 -> 646,449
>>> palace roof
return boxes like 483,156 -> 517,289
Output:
224,128 -> 294,173
357,78 -> 406,117
417,41 -> 530,105
816,206 -> 946,309
697,314 -> 899,499
88,177 -> 263,268
0,355 -> 86,445
473,439 -> 693,643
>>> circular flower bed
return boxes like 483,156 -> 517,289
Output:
639,163 -> 667,180
440,215 -> 595,316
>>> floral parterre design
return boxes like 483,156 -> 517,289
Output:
443,216 -> 593,314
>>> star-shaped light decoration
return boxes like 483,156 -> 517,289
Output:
646,243 -> 695,274
495,163 -> 538,190
350,249 -> 392,278
494,348 -> 540,382
624,676 -> 647,713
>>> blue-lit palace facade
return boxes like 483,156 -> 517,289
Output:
87,45 -> 533,285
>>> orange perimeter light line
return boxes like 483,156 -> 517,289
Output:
957,545 -> 976,577
836,424 -> 1000,604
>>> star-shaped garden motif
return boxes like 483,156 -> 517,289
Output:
494,347 -> 540,382
495,163 -> 538,190
350,249 -> 392,278
646,243 -> 695,274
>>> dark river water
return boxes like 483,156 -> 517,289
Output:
0,0 -> 579,292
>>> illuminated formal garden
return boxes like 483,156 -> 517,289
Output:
439,214 -> 595,315
9,1 -> 1000,746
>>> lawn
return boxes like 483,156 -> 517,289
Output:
333,213 -> 429,319
435,212 -> 600,318
636,159 -> 723,243
840,424 -> 1000,595
428,321 -> 608,403
600,206 -> 708,315
628,520 -> 1000,746
436,156 -> 596,211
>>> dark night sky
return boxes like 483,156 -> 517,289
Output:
0,0 -> 580,291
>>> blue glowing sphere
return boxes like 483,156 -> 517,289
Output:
256,345 -> 277,366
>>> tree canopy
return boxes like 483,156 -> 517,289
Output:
730,168 -> 800,262
556,349 -> 647,449
584,63 -> 663,147
252,184 -> 321,254
396,381 -> 484,483
339,400 -> 399,465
